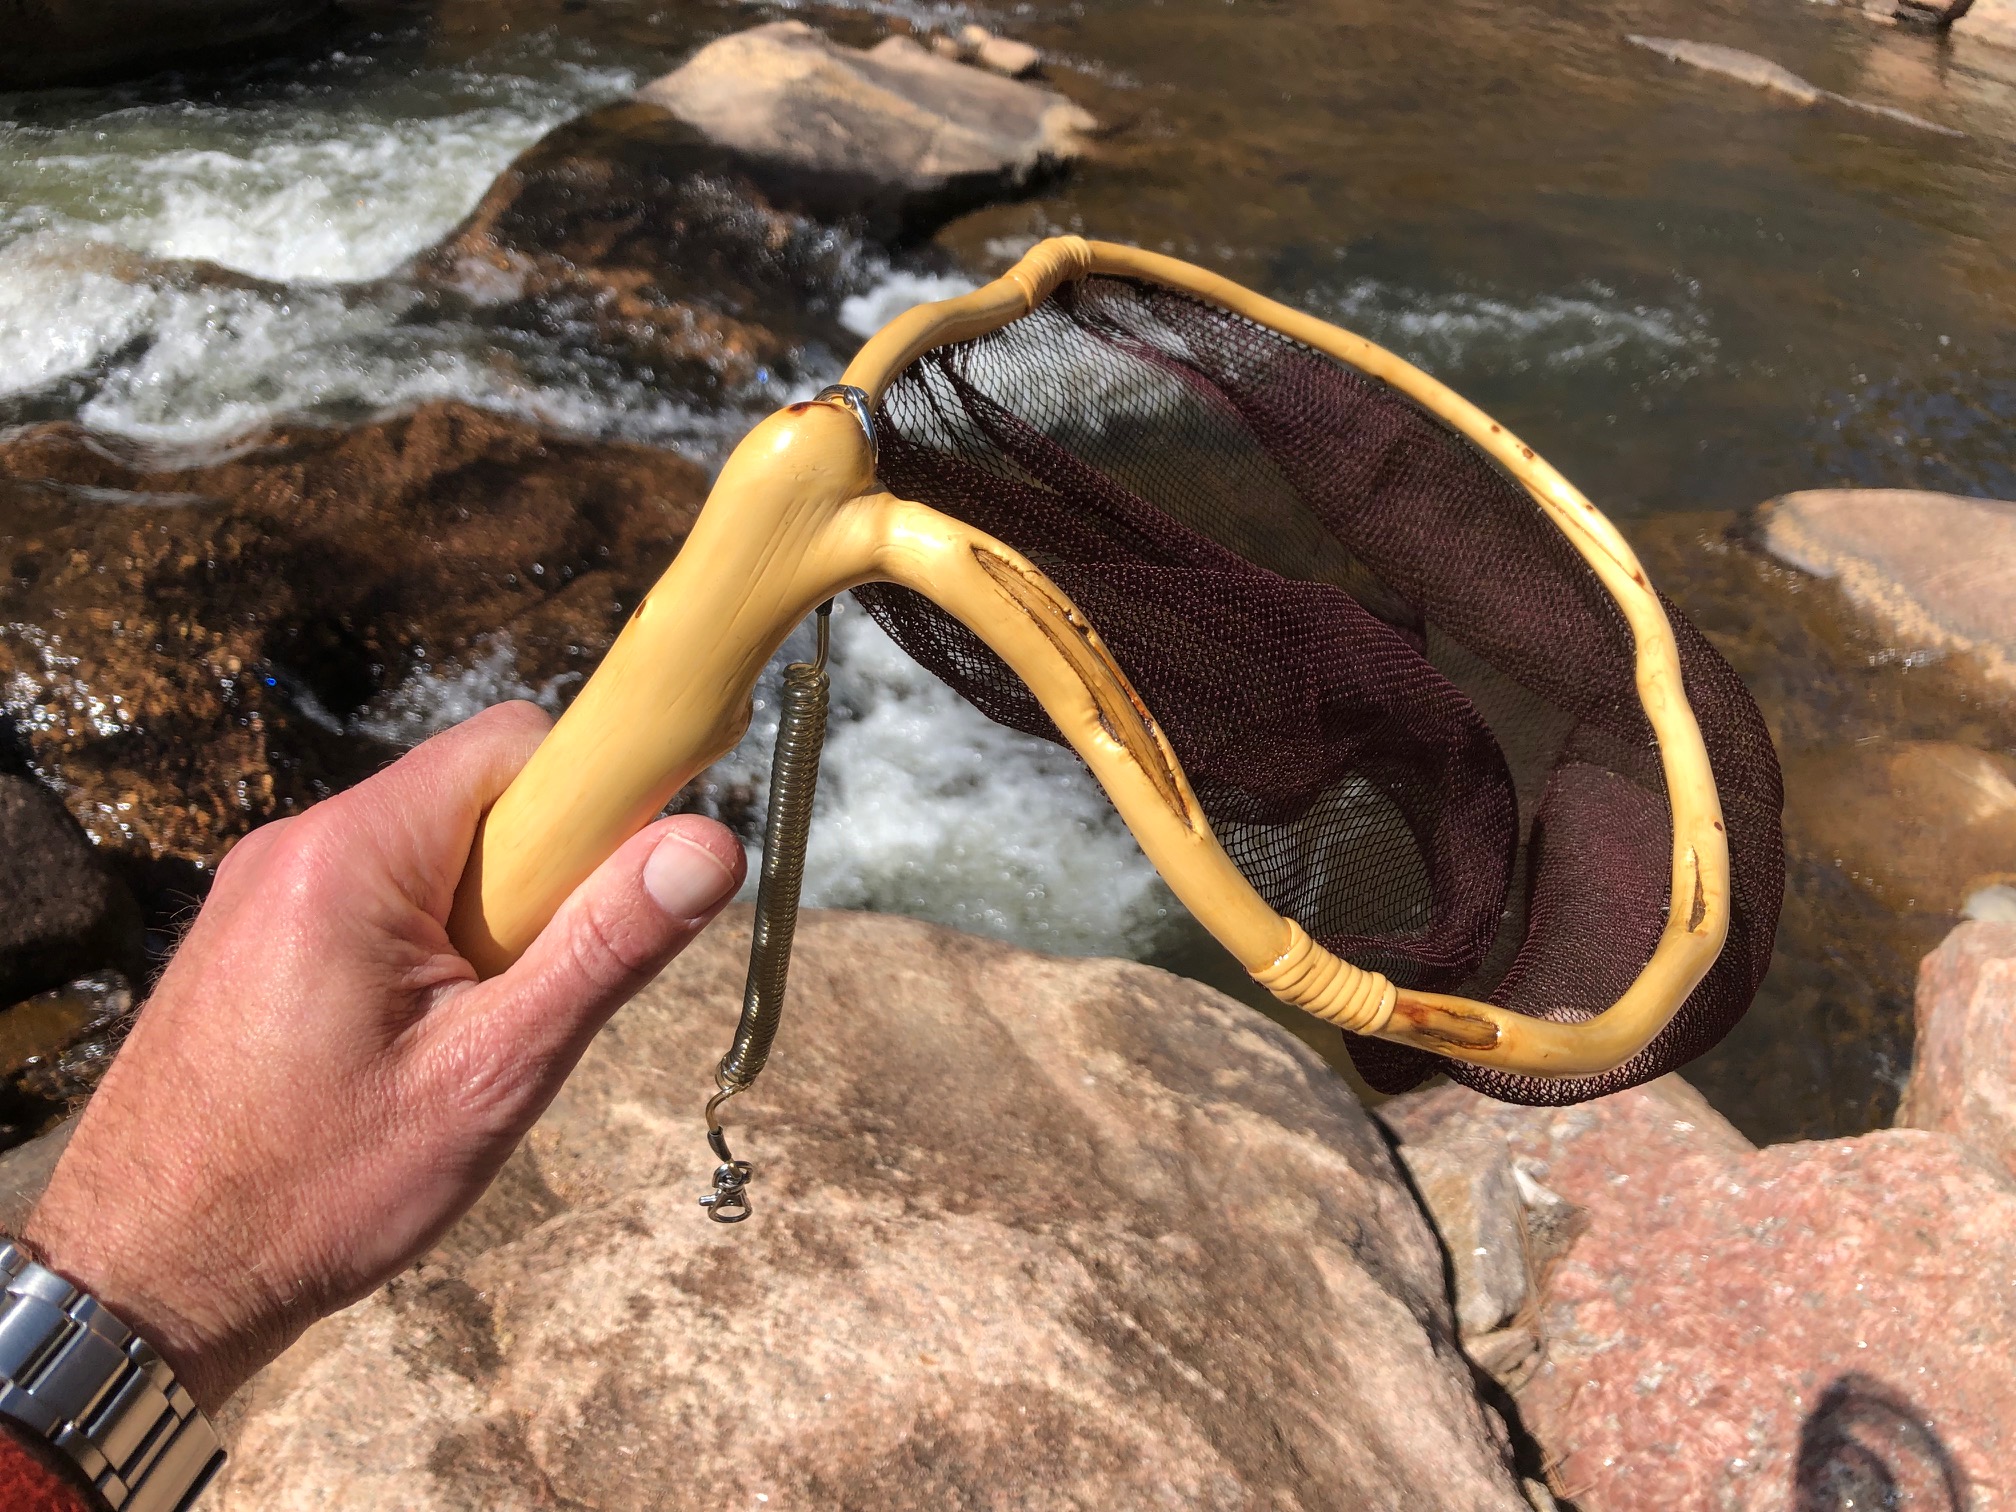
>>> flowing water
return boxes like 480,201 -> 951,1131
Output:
5,0 -> 2016,1141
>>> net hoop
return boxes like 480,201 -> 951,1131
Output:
842,237 -> 1731,1080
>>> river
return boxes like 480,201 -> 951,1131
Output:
4,0 -> 2014,1142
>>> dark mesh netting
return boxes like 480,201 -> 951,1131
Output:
853,275 -> 1784,1104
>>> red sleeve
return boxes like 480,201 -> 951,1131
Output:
0,1422 -> 102,1512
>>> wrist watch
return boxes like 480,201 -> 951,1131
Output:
0,1241 -> 223,1511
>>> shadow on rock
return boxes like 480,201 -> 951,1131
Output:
1795,1374 -> 1969,1512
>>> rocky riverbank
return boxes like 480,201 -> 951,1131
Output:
7,907 -> 2012,1508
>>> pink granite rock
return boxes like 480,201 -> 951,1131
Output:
1383,1079 -> 2016,1511
1899,919 -> 2016,1181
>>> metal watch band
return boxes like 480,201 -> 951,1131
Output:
0,1241 -> 223,1512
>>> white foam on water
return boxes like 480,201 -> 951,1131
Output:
1318,278 -> 1714,378
839,269 -> 979,339
0,55 -> 677,444
0,60 -> 635,283
807,612 -> 1173,954
338,606 -> 1171,958
352,635 -> 579,745
0,243 -> 161,397
0,228 -> 736,448
704,609 -> 1176,959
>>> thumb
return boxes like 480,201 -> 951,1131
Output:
419,815 -> 746,1120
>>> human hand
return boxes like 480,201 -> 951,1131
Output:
22,702 -> 744,1412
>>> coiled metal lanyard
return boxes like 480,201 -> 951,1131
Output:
699,384 -> 871,1224
696,600 -> 831,1223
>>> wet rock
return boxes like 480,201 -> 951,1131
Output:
0,974 -> 126,1150
1783,740 -> 2016,913
634,23 -> 1094,240
414,103 -> 861,400
0,773 -> 144,1005
0,402 -> 706,876
0,0 -> 331,89
1385,1077 -> 2016,1511
1899,919 -> 2016,1179
1626,36 -> 1963,135
1758,488 -> 2016,691
210,909 -> 1531,1511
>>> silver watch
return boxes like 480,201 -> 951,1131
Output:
0,1241 -> 223,1511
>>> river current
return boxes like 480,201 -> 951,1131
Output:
4,0 -> 2014,1141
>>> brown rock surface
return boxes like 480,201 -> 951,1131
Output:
210,909 -> 1531,1511
1385,1078 -> 2016,1511
634,23 -> 1093,238
0,401 -> 705,875
1758,488 -> 2016,691
414,102 -> 859,401
1899,919 -> 2016,1179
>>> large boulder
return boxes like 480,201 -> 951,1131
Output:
0,0 -> 330,89
413,103 -> 864,399
634,22 -> 1095,240
208,909 -> 1532,1511
1899,919 -> 2016,1179
0,401 -> 705,881
1757,488 -> 2016,693
1385,1078 -> 2016,1511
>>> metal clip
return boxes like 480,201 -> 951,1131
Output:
698,1088 -> 753,1223
813,384 -> 877,471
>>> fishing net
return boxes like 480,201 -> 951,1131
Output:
852,274 -> 1783,1104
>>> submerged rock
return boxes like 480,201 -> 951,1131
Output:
1627,36 -> 1964,136
0,402 -> 705,879
1783,739 -> 2016,913
634,22 -> 1094,240
1629,36 -> 1825,104
210,909 -> 1531,1511
1385,1077 -> 2016,1511
0,0 -> 331,89
1900,919 -> 2016,1180
1759,488 -> 2016,691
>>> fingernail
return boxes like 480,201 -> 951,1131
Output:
643,832 -> 738,921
